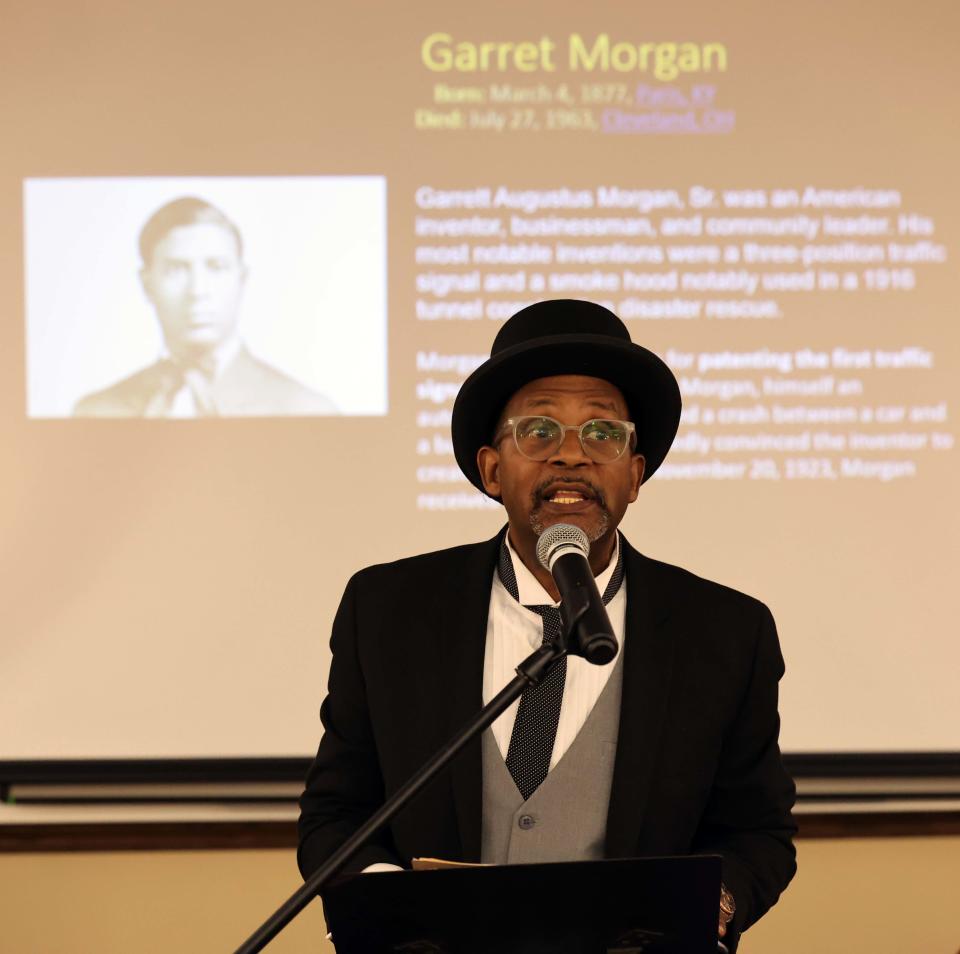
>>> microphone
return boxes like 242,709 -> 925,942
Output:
536,524 -> 618,665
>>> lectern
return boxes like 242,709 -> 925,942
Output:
323,854 -> 722,953
233,573 -> 730,954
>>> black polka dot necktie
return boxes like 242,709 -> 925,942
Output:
497,538 -> 624,800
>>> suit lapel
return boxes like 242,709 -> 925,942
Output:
605,538 -> 676,857
438,529 -> 504,862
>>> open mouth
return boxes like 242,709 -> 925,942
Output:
538,482 -> 600,507
549,491 -> 589,505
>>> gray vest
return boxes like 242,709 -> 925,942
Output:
480,655 -> 624,865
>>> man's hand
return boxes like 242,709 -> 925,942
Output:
718,883 -> 736,938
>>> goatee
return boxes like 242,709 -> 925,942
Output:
528,478 -> 611,543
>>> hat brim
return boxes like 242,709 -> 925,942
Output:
452,333 -> 681,497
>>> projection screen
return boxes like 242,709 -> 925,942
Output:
1,0 -> 957,771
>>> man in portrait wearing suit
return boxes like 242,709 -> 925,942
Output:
298,300 -> 796,950
74,196 -> 337,418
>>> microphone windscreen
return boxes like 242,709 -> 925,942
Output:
536,523 -> 590,571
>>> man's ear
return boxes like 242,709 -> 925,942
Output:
476,445 -> 502,498
628,454 -> 646,502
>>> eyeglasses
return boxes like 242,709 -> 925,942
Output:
497,416 -> 637,463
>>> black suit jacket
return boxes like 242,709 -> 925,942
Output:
298,531 -> 796,947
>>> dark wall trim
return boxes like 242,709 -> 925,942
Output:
2,813 -> 960,853
0,821 -> 297,852
795,812 -> 960,839
3,752 -> 959,788
784,753 -> 960,777
0,758 -> 311,787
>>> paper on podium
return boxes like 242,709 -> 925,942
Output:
411,857 -> 491,871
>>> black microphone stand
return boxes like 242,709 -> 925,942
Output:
234,601 -> 592,954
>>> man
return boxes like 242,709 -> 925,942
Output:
74,196 -> 337,417
298,300 -> 796,951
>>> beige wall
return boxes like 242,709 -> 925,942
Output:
2,837 -> 958,953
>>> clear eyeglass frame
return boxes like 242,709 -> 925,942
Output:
497,415 -> 637,463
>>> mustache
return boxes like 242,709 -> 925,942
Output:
530,477 -> 608,510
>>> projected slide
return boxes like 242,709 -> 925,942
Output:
411,183 -> 951,505
2,3 -> 958,763
25,176 -> 388,418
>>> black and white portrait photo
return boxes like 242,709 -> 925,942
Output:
25,176 -> 387,418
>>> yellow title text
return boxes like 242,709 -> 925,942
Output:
421,33 -> 728,81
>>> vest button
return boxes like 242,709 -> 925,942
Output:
518,814 -> 535,830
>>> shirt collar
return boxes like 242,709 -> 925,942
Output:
162,335 -> 242,379
504,529 -> 620,607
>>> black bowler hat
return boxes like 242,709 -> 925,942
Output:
452,299 -> 682,497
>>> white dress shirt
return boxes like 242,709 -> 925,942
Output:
483,532 -> 627,770
152,337 -> 242,417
